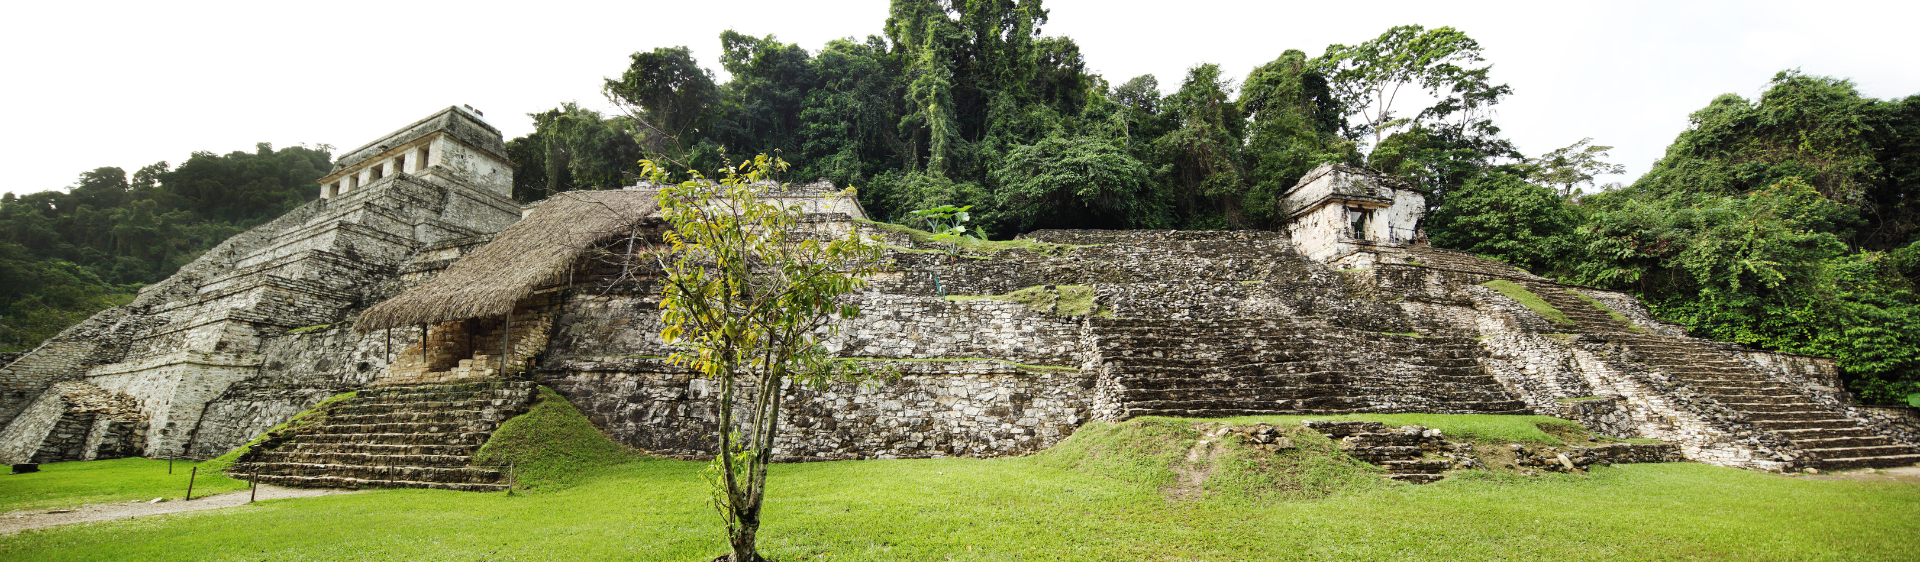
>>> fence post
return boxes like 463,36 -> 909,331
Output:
168,458 -> 173,475
186,466 -> 198,500
250,472 -> 258,503
507,462 -> 515,496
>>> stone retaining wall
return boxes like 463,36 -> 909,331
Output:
542,357 -> 1094,460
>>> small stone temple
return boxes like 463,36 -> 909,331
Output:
2,108 -> 1915,490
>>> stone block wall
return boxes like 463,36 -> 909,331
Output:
543,357 -> 1095,460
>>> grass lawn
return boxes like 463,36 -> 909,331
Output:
0,458 -> 248,513
4,413 -> 1918,560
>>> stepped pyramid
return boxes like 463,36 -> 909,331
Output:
0,106 -> 523,463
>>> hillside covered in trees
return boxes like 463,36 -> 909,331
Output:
5,0 -> 1916,405
0,144 -> 332,351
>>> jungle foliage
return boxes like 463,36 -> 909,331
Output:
508,4 -> 1504,234
0,143 -> 332,352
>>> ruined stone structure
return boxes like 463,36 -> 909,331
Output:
6,111 -> 1918,488
0,106 -> 519,463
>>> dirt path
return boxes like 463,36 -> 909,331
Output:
0,484 -> 362,536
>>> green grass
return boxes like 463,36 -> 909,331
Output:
1202,413 -> 1586,445
854,218 -> 1078,255
944,284 -> 1102,316
1564,290 -> 1648,332
1482,279 -> 1574,326
0,458 -> 248,513
286,324 -> 331,334
5,416 -> 1918,560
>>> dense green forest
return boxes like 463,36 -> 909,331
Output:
4,1 -> 1915,404
0,144 -> 333,351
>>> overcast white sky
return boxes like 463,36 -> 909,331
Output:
3,0 -> 1915,198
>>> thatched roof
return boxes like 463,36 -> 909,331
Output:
357,190 -> 659,332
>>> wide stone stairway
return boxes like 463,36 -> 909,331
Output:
228,380 -> 536,491
1597,333 -> 1920,470
1094,317 -> 1530,418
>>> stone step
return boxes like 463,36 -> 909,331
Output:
1812,454 -> 1920,470
1342,433 -> 1427,447
1122,387 -> 1515,405
332,398 -> 527,414
1112,372 -> 1507,391
326,409 -> 514,425
1742,411 -> 1846,422
1343,446 -> 1423,461
282,442 -> 477,457
1801,445 -> 1918,461
1753,419 -> 1863,431
245,473 -> 508,492
1710,394 -> 1807,405
1695,385 -> 1794,394
1719,402 -> 1824,413
355,389 -> 534,404
233,461 -> 504,484
299,421 -> 503,435
1789,436 -> 1894,449
253,451 -> 474,467
291,431 -> 494,446
1379,459 -> 1453,474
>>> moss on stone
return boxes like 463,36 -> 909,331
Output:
853,218 -> 1080,255
944,285 -> 1101,316
1481,280 -> 1573,326
209,390 -> 357,464
286,324 -> 331,334
1565,290 -> 1647,332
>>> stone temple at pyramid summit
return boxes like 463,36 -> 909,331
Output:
2,107 -> 1915,489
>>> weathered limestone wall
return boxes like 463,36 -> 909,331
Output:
544,357 -> 1094,460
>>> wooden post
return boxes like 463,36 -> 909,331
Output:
420,324 -> 428,365
507,462 -> 515,496
185,466 -> 198,500
250,472 -> 258,503
500,312 -> 512,375
385,328 -> 391,362
168,458 -> 173,474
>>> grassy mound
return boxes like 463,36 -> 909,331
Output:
472,386 -> 654,490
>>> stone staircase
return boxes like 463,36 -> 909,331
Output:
1521,281 -> 1642,334
1304,420 -> 1454,484
1599,333 -> 1920,470
228,380 -> 536,491
1406,246 -> 1549,282
1094,317 -> 1529,418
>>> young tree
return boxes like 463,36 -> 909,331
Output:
648,155 -> 886,562
1524,137 -> 1626,198
1315,24 -> 1509,151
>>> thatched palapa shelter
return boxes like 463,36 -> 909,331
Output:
357,190 -> 659,333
